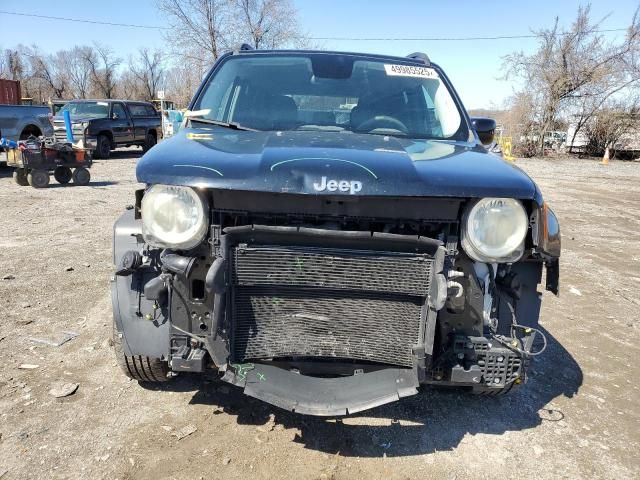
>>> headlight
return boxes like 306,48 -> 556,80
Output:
141,185 -> 208,250
461,198 -> 528,263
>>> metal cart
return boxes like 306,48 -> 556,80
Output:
4,136 -> 92,188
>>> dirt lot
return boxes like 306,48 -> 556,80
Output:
0,153 -> 639,480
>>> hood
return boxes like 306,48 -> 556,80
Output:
53,115 -> 105,124
137,128 -> 539,200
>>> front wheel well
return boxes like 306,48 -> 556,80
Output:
20,124 -> 42,139
98,131 -> 114,146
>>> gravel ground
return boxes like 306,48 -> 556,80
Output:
0,152 -> 639,480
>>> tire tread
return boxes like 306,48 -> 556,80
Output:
113,325 -> 169,383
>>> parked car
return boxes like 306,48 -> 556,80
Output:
112,48 -> 561,416
53,100 -> 161,159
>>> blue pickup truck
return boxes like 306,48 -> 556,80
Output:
0,104 -> 54,165
0,104 -> 53,141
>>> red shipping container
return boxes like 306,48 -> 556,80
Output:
0,79 -> 21,105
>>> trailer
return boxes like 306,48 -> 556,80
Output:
3,136 -> 92,188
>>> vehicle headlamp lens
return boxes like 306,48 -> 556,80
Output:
461,198 -> 528,262
141,185 -> 208,250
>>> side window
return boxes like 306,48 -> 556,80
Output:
145,105 -> 158,116
112,103 -> 127,120
128,104 -> 148,117
421,85 -> 443,137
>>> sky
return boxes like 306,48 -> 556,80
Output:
0,0 -> 637,108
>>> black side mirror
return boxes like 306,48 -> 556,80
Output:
470,117 -> 496,145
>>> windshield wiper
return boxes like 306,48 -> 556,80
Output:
188,117 -> 258,131
355,130 -> 408,138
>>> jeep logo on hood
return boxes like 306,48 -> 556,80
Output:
313,176 -> 363,194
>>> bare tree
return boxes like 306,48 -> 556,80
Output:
0,48 -> 8,78
232,0 -> 304,49
83,43 -> 121,98
503,5 -> 640,156
158,0 -> 232,63
164,60 -> 207,107
565,72 -> 639,153
503,92 -> 539,157
3,0 -> 310,106
4,48 -> 27,81
4,45 -> 48,101
130,48 -> 166,101
158,0 -> 310,66
62,46 -> 93,99
117,69 -> 140,100
27,48 -> 69,99
583,100 -> 640,155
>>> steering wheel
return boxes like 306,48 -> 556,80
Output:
356,115 -> 409,134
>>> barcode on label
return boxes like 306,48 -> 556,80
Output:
384,64 -> 439,79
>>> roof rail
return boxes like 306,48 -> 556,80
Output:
406,52 -> 430,66
231,43 -> 255,55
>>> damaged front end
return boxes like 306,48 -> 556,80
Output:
112,189 -> 560,415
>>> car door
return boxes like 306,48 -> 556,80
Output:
128,103 -> 156,141
111,102 -> 134,144
145,104 -> 162,139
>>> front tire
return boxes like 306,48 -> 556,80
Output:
113,325 -> 170,383
13,168 -> 29,186
95,134 -> 111,159
142,132 -> 157,153
27,170 -> 49,188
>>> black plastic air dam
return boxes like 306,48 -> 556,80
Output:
242,364 -> 419,416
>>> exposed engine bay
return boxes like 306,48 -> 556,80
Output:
112,188 -> 558,415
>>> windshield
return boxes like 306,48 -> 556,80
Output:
193,53 -> 466,140
59,101 -> 110,118
52,103 -> 66,115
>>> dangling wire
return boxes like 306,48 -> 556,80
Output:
166,277 -> 207,343
492,289 -> 548,357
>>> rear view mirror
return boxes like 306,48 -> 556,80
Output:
311,55 -> 354,79
471,117 -> 496,145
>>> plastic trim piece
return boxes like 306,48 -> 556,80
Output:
242,364 -> 419,416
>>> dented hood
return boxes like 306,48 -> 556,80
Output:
137,128 -> 539,200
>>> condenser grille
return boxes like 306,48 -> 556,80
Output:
230,244 -> 434,367
233,245 -> 432,296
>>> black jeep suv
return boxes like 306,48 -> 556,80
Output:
111,48 -> 560,416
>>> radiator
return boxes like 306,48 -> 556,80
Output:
230,244 -> 434,367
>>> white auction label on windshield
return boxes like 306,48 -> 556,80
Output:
384,64 -> 439,79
